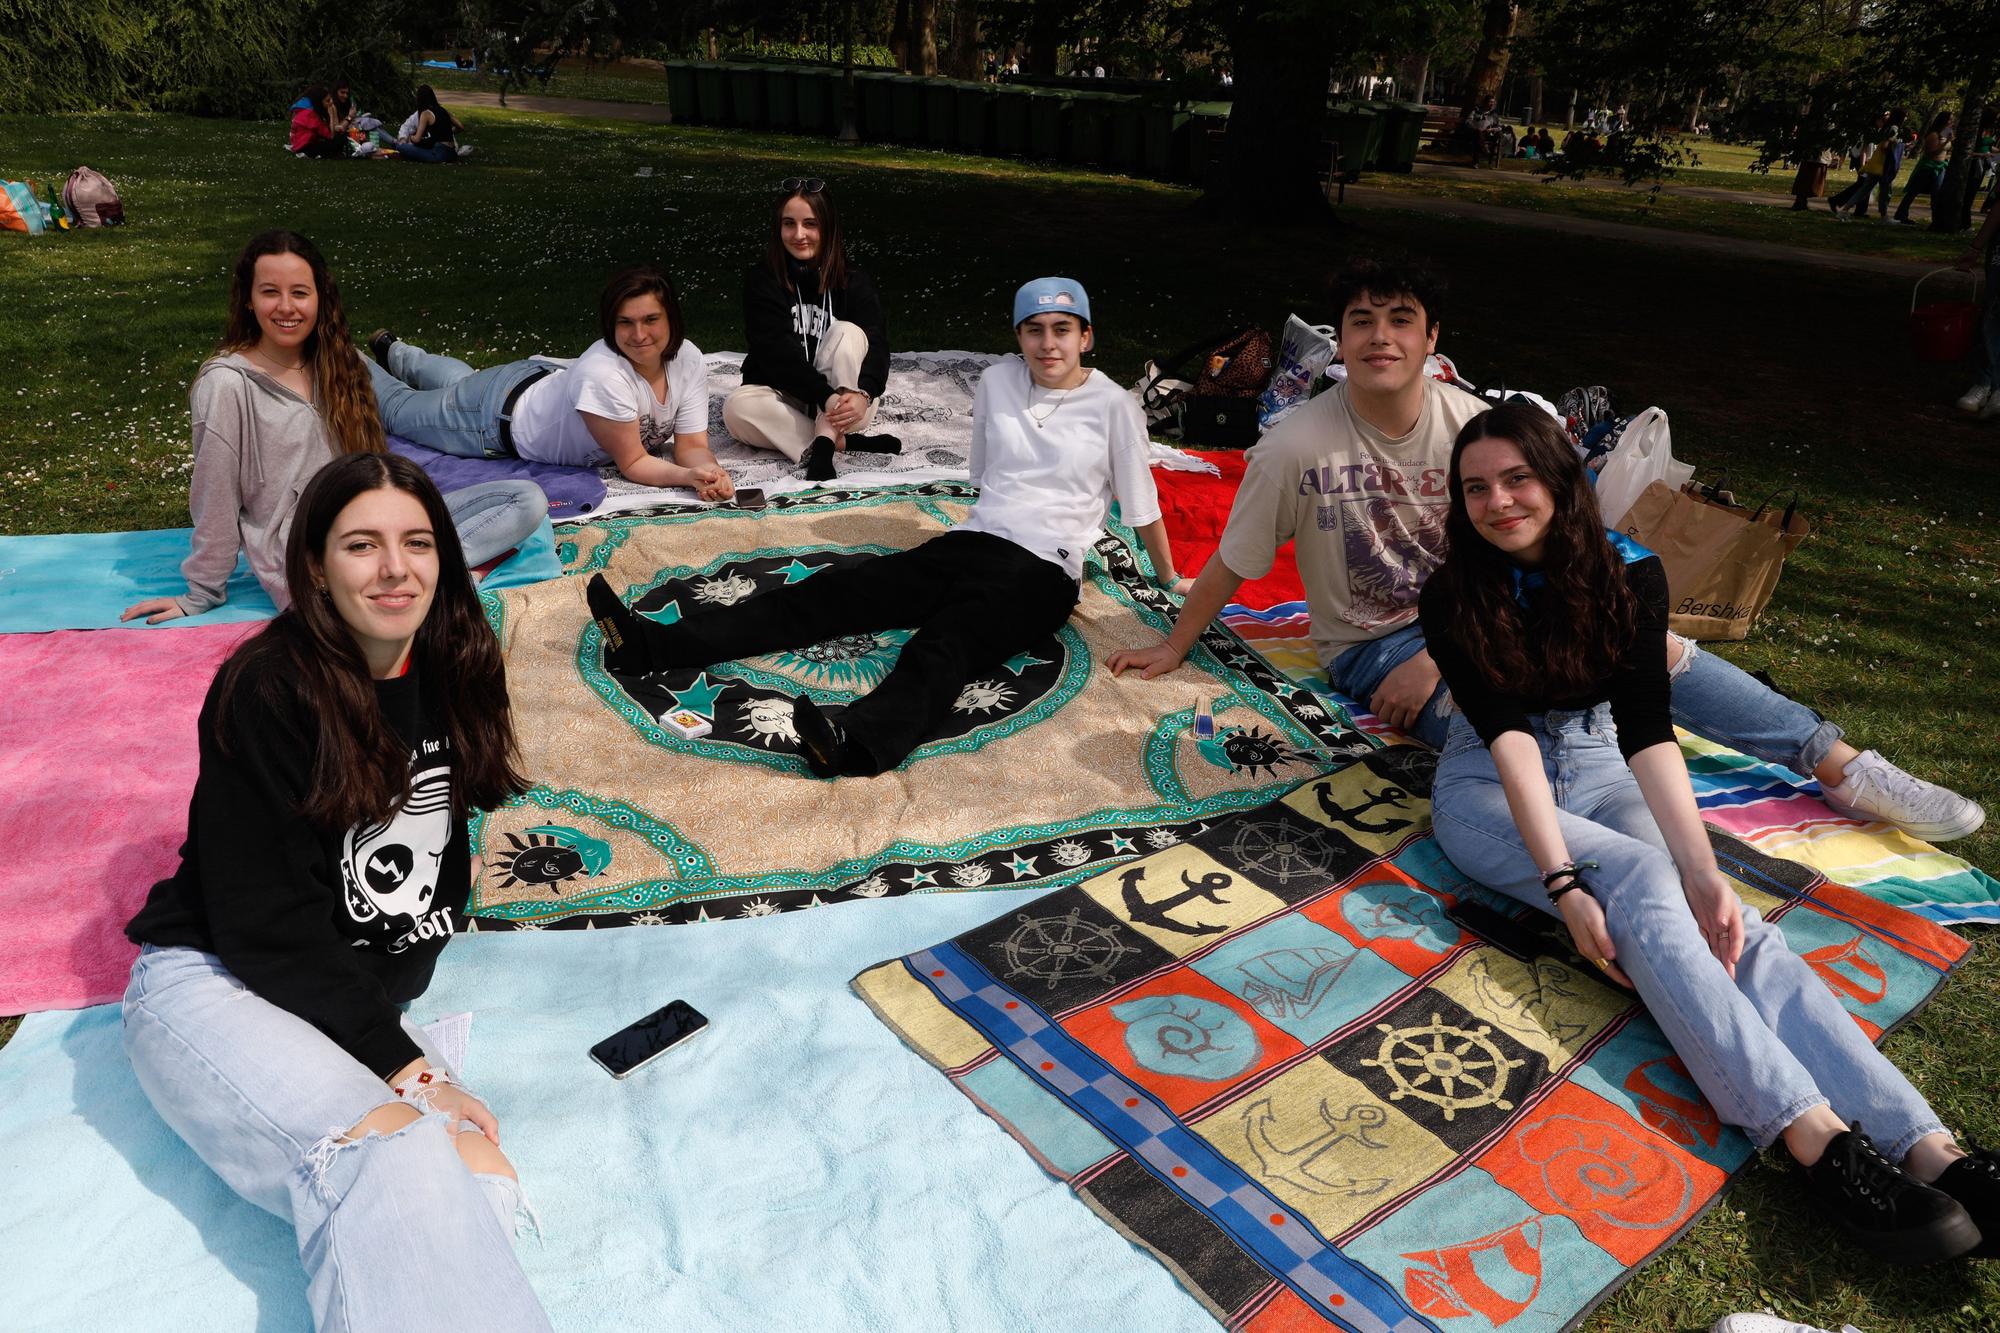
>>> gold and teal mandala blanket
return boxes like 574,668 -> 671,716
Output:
467,483 -> 1370,930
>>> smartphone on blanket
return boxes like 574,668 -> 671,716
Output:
590,1000 -> 709,1078
731,488 -> 768,511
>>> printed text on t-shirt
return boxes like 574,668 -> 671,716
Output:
1296,462 -> 1448,497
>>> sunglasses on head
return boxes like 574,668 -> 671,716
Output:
781,177 -> 826,194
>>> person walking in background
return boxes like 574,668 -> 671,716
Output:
1848,110 -> 1907,220
1954,201 -> 2000,419
1895,111 -> 1955,225
1827,112 -> 1888,216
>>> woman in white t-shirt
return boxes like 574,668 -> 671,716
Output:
365,266 -> 734,500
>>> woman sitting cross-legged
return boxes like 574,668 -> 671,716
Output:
1420,404 -> 1999,1265
123,452 -> 550,1329
366,264 -> 733,501
392,85 -> 471,163
723,178 -> 899,482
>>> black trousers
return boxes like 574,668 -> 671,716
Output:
656,529 -> 1078,772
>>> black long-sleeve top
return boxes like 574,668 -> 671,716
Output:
127,659 -> 468,1077
738,260 -> 890,406
1418,548 -> 1676,760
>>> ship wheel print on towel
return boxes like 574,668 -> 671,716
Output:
582,546 -> 1089,772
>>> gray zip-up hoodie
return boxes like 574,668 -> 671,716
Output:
175,354 -> 335,615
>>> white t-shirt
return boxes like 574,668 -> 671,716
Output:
507,339 -> 709,467
1217,377 -> 1485,667
960,358 -> 1161,582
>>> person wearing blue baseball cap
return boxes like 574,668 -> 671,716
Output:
584,275 -> 1192,778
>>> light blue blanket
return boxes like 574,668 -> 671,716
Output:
0,521 -> 564,633
0,890 -> 1211,1331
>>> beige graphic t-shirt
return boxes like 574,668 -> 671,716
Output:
1217,377 -> 1486,669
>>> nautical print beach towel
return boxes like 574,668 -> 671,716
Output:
466,481 -> 1370,930
855,750 -> 1973,1332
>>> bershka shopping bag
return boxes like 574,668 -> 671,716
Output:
1618,479 -> 1809,641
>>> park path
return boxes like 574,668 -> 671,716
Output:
1341,183 -> 1943,277
1408,159 -> 1936,216
445,90 -> 1941,277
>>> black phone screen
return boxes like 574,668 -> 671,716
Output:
732,488 -> 768,511
590,1000 -> 708,1077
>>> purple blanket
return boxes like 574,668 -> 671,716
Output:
389,434 -> 608,517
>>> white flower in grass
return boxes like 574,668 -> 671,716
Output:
949,861 -> 994,888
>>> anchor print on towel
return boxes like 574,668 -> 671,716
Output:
1316,781 -> 1415,835
1120,866 -> 1236,937
1401,1218 -> 1545,1323
1240,1098 -> 1392,1197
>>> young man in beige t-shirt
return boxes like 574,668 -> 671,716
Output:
1111,258 -> 1984,841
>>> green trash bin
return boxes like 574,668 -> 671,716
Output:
1137,103 -> 1183,178
921,78 -> 957,148
1067,91 -> 1112,164
889,74 -> 924,145
1324,100 -> 1381,175
1374,100 -> 1428,172
793,67 -> 834,135
1105,95 -> 1145,172
724,64 -> 767,129
765,65 -> 800,132
663,60 -> 698,125
990,85 -> 1031,156
692,62 -> 728,128
1027,89 -> 1068,160
952,82 -> 995,154
856,70 -> 894,140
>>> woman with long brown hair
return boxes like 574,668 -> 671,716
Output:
724,177 -> 897,481
123,452 -> 549,1330
1420,404 -> 1999,1266
122,230 -> 545,624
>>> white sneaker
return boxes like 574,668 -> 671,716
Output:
1711,1315 -> 1862,1333
1823,750 -> 1986,842
456,143 -> 476,159
1956,385 -> 1992,414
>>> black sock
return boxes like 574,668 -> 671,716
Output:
804,436 -> 837,482
585,573 -> 658,675
844,432 -> 902,454
791,695 -> 848,778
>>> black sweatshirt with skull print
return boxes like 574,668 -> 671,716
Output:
128,661 -> 468,1078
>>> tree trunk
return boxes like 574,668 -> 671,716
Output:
911,0 -> 938,74
1458,0 -> 1521,121
945,0 -> 981,79
1528,74 -> 1542,124
1210,2 -> 1334,223
1687,85 -> 1705,130
1565,86 -> 1576,129
1931,71 -> 1991,234
890,0 -> 911,70
1026,0 -> 1060,76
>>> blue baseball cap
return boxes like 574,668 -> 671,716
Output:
1012,277 -> 1092,328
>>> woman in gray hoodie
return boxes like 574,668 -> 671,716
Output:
122,230 -> 546,623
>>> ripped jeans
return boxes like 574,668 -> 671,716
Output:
1330,623 -> 1843,777
122,945 -> 550,1332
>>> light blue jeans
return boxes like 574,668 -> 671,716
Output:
444,480 -> 546,567
122,946 -> 551,1332
1428,709 -> 1944,1156
1330,622 -> 1843,778
367,343 -> 549,459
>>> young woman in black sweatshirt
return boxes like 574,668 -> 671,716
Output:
1420,404 -> 1998,1266
123,452 -> 550,1329
723,179 -> 898,481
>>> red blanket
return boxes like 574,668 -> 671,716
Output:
1155,450 -> 1304,612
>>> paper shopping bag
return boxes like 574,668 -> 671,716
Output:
1618,480 -> 1809,641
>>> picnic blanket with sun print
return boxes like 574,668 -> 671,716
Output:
464,482 -> 1373,930
854,746 -> 1972,1332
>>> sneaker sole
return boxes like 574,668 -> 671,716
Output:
1831,1207 -> 1983,1265
1897,806 -> 1987,843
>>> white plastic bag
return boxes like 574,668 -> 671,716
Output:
1257,315 -> 1340,428
1592,406 -> 1693,527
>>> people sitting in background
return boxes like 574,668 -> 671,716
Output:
588,276 -> 1189,780
366,265 -> 733,499
1537,126 -> 1555,158
120,230 -> 546,625
326,83 -> 357,136
1109,255 -> 1986,845
394,86 -> 472,163
289,85 -> 348,159
725,179 -> 897,482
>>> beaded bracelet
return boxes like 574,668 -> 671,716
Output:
390,1065 -> 457,1103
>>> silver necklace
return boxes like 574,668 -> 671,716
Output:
1027,383 -> 1077,429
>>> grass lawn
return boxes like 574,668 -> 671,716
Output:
2,107 -> 1996,1331
418,57 -> 671,108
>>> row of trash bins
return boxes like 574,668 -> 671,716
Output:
659,61 -> 1429,181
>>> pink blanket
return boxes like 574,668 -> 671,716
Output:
0,624 -> 256,1012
